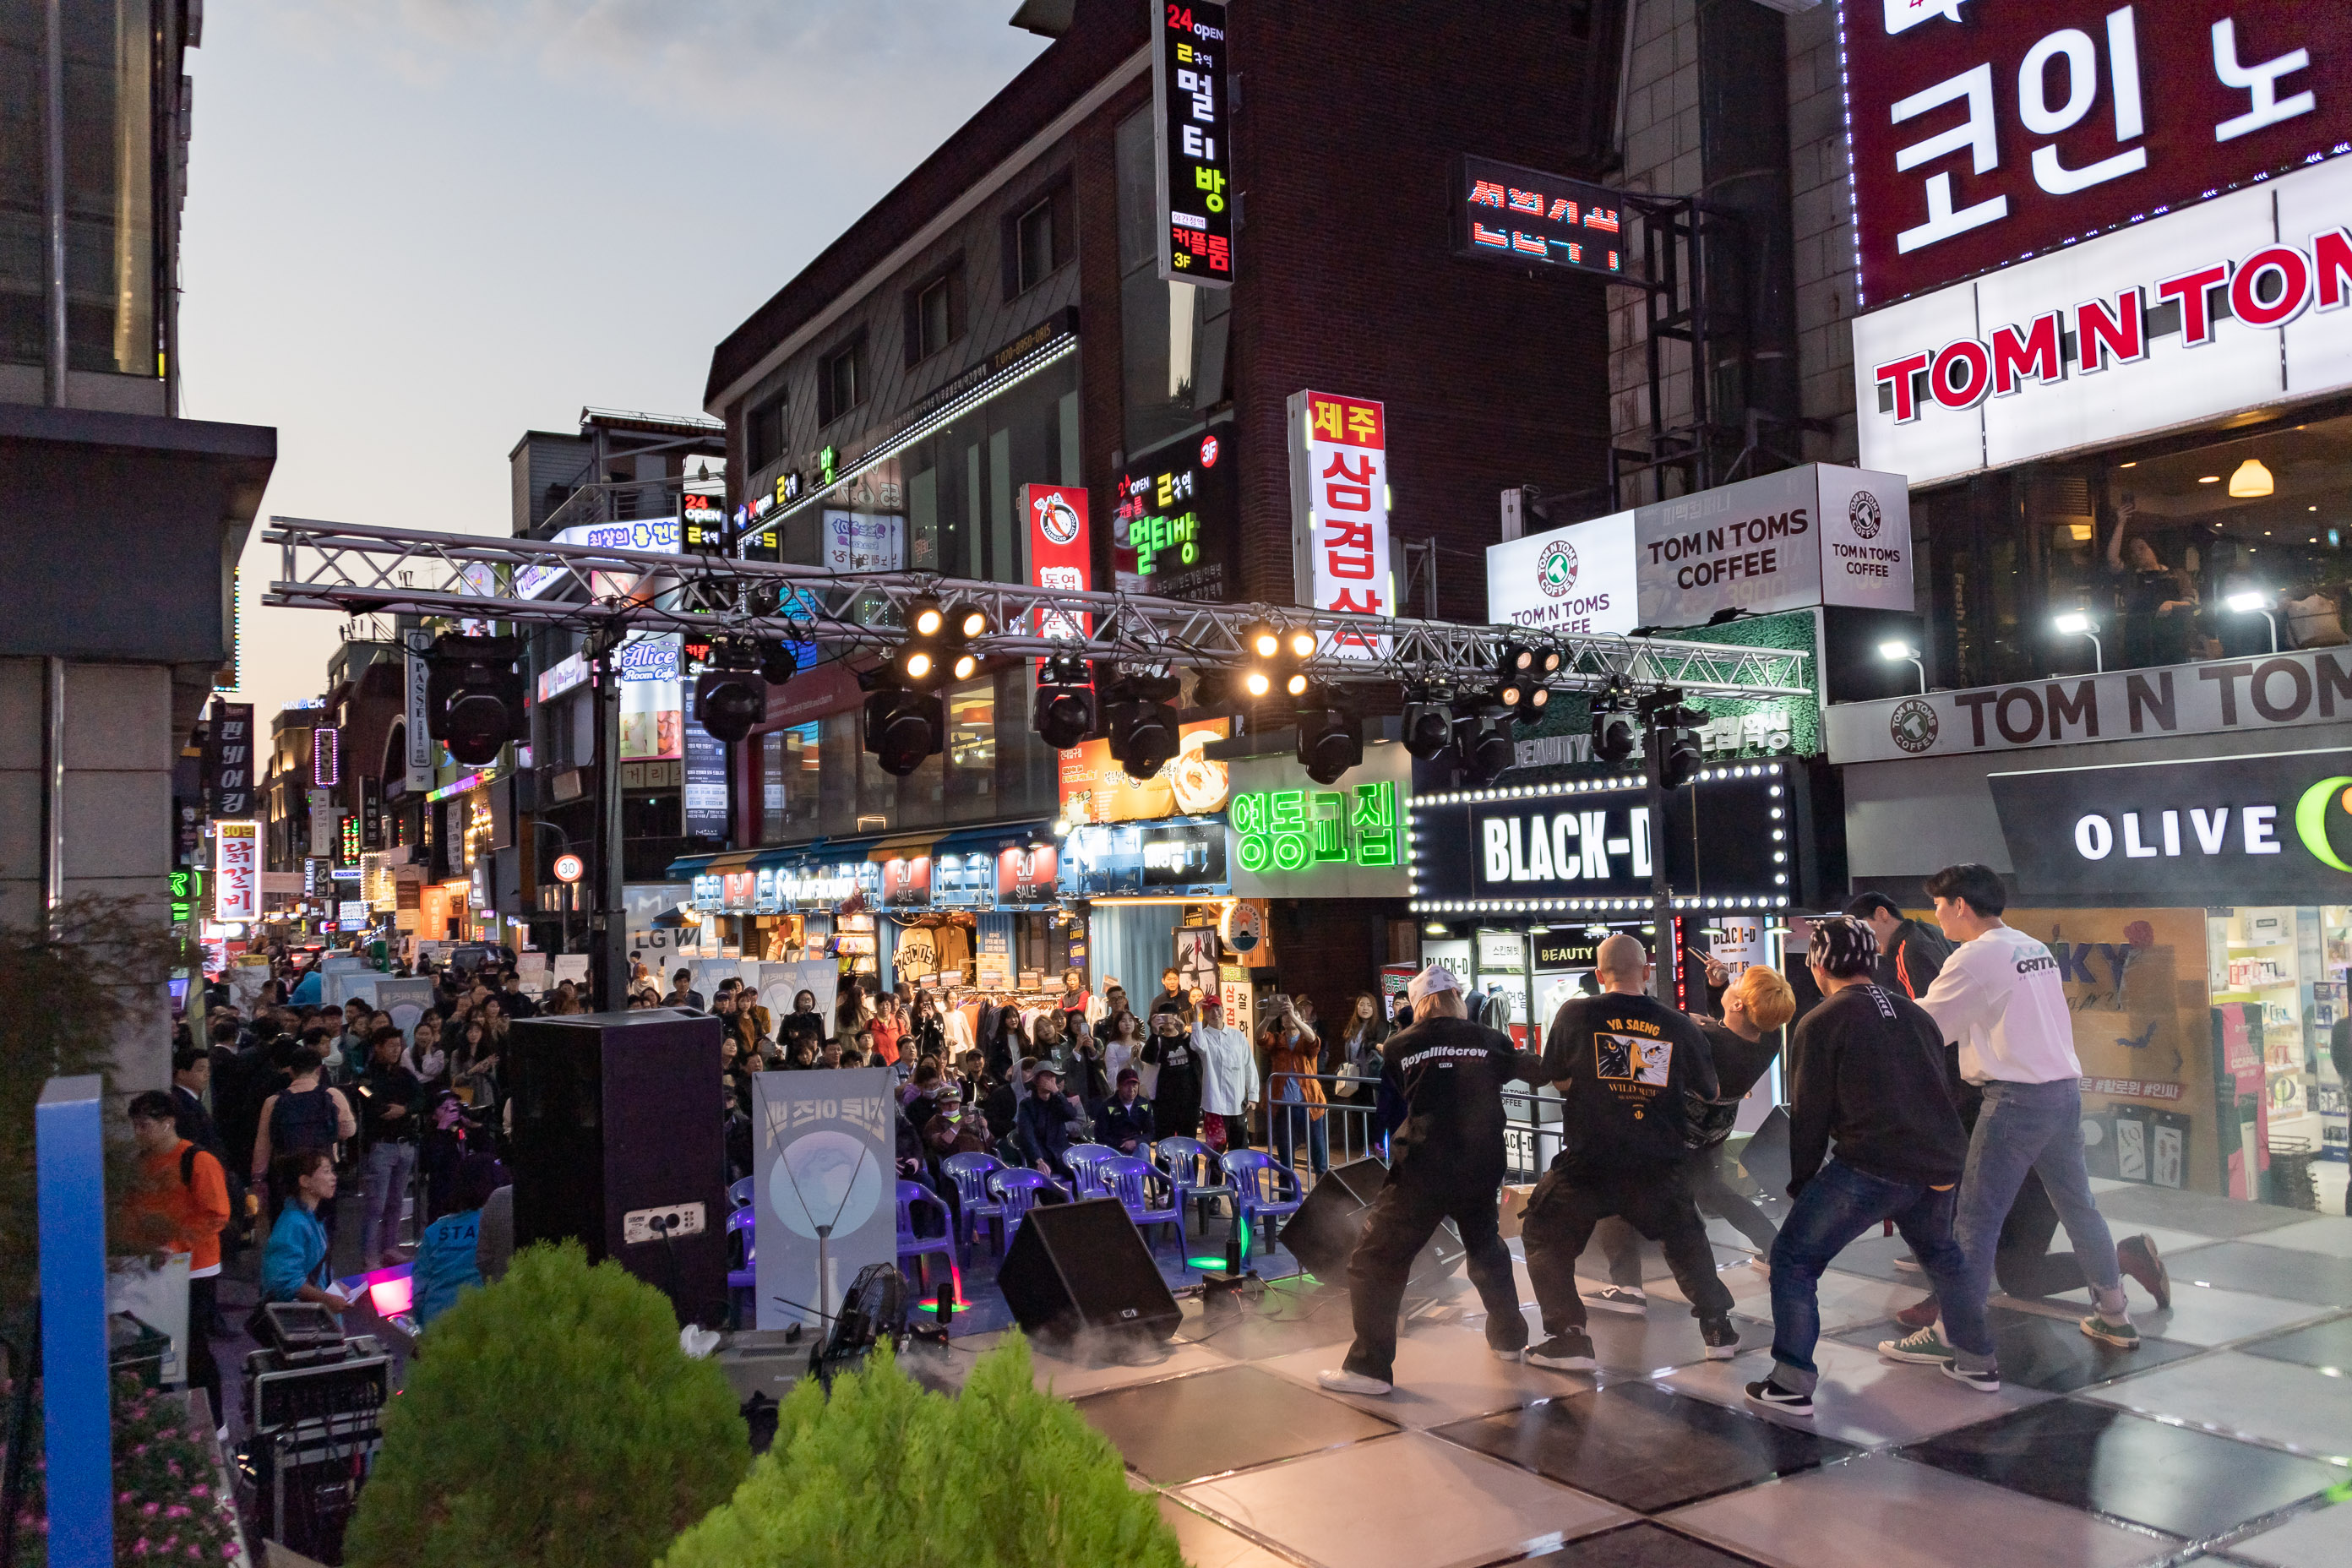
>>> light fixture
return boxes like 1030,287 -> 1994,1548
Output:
1105,670 -> 1182,781
864,687 -> 944,776
2198,475 -> 2220,484
695,662 -> 767,743
1424,922 -> 1448,935
1032,651 -> 1095,751
2229,458 -> 2274,498
2226,591 -> 2280,653
1455,707 -> 1515,786
1402,688 -> 1455,760
1590,679 -> 1636,764
2053,612 -> 2103,672
2119,460 -> 2137,468
1879,640 -> 1925,694
424,634 -> 527,766
1296,695 -> 1364,785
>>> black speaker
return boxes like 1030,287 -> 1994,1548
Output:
1278,1157 -> 1467,1288
507,1010 -> 728,1326
995,1197 -> 1181,1343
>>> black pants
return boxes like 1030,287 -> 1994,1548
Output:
1523,1162 -> 1734,1335
1598,1143 -> 1778,1283
1342,1169 -> 1523,1383
186,1273 -> 222,1429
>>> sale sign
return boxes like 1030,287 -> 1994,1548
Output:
1287,390 -> 1392,659
215,820 -> 260,923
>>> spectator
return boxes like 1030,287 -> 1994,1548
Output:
1263,999 -> 1329,1176
261,1148 -> 357,1313
1015,1064 -> 1086,1180
1147,967 -> 1190,1022
125,1091 -> 231,1431
357,1026 -> 422,1269
667,969 -> 705,1011
501,971 -> 538,1019
170,1043 -> 223,1162
1332,992 -> 1389,1083
1141,1008 -> 1202,1140
1098,1069 -> 1154,1155
250,1046 -> 356,1202
1193,999 -> 1257,1153
869,993 -> 906,1068
414,1154 -> 506,1326
906,993 -> 947,1059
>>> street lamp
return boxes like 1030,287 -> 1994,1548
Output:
2225,590 -> 2280,653
1879,640 -> 1925,694
2054,612 -> 2103,672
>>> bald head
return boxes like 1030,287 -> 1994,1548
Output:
1594,934 -> 1650,993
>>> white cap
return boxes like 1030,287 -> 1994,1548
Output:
1407,964 -> 1462,1007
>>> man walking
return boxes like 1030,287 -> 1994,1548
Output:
1319,965 -> 1541,1396
1520,935 -> 1741,1371
1881,864 -> 2141,1371
1745,917 -> 1983,1417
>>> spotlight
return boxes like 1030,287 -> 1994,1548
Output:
1402,689 -> 1455,760
1287,628 -> 1319,660
1190,668 -> 1239,714
864,687 -> 944,776
947,602 -> 989,640
1509,680 -> 1551,725
1241,621 -> 1308,703
1454,707 -> 1515,786
1590,682 -> 1637,765
759,642 -> 798,686
1105,670 -> 1182,781
1244,622 -> 1282,660
1500,641 -> 1538,675
894,595 -> 984,689
423,634 -> 527,767
1033,652 -> 1095,751
695,668 -> 766,744
907,597 -> 946,638
1295,692 -> 1363,785
1642,689 -> 1707,791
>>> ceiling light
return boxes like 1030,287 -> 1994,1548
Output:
2230,458 -> 2275,498
2119,460 -> 2137,468
2198,475 -> 2220,484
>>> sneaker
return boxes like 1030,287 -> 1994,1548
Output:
1894,1296 -> 1941,1330
1490,1343 -> 1526,1364
1700,1316 -> 1741,1360
2080,1315 -> 2142,1350
2115,1233 -> 2170,1310
1940,1360 -> 2001,1393
1525,1331 -> 1598,1371
1877,1324 -> 1957,1364
1317,1369 -> 1393,1396
1745,1377 -> 1813,1417
1587,1285 -> 1648,1315
1744,1255 -> 1772,1274
1892,1255 -> 1925,1274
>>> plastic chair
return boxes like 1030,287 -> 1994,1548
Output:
1222,1149 -> 1305,1255
1154,1136 -> 1234,1236
895,1179 -> 957,1293
988,1167 -> 1060,1246
725,1205 -> 756,1327
1090,1155 -> 1185,1253
728,1175 -> 754,1209
942,1152 -> 1008,1261
1062,1143 -> 1119,1193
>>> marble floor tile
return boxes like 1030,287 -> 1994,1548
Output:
2228,1500 -> 2352,1568
1829,1305 -> 2205,1395
1076,1364 -> 1399,1484
2241,1217 -> 2352,1260
1663,1452 -> 2176,1568
2156,1240 -> 2352,1305
1511,1520 -> 1772,1565
1254,1314 -> 1572,1429
1898,1397 -> 2345,1539
2088,1188 -> 2314,1240
2043,1278 -> 2334,1348
1662,1337 -> 2053,1449
1434,1380 -> 1858,1514
2083,1350 -> 2352,1462
2235,1312 -> 2352,1374
1649,1262 -> 1916,1336
1157,1493 -> 1313,1567
1177,1429 -> 1635,1568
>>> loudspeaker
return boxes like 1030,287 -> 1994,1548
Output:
507,1010 -> 728,1326
995,1197 -> 1181,1343
1278,1157 -> 1466,1288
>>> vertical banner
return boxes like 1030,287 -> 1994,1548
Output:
752,1067 -> 895,1331
1026,482 -> 1092,689
405,644 -> 436,793
214,821 -> 259,923
1152,0 -> 1233,286
203,700 -> 255,820
360,774 -> 384,851
1288,389 -> 1393,658
307,787 -> 335,859
682,717 -> 729,842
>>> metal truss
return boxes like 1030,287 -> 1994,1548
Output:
261,516 -> 1813,700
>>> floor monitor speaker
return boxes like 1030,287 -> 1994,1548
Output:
1278,1157 -> 1467,1288
995,1196 -> 1181,1342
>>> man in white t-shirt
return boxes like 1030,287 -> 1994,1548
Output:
1881,864 -> 2137,1387
1192,999 -> 1259,1152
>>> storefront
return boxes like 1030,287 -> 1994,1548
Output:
1832,679 -> 2352,1211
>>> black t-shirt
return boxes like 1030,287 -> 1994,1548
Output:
1785,983 -> 1966,1193
1541,993 -> 1718,1171
1700,1019 -> 1778,1103
1379,1015 -> 1543,1181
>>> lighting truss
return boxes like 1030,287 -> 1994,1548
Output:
260,516 -> 1813,700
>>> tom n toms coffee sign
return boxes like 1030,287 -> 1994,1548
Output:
1827,647 -> 2352,765
1487,464 -> 1913,634
1990,747 -> 2352,901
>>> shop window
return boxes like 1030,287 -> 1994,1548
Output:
945,680 -> 996,819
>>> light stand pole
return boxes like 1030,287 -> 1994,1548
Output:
2054,613 -> 2103,673
591,631 -> 629,1012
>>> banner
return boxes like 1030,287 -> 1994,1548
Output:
214,822 -> 259,923
1025,482 -> 1092,697
1288,389 -> 1392,658
1152,0 -> 1233,286
752,1067 -> 896,1331
204,701 -> 255,820
1058,717 -> 1229,827
406,645 -> 436,792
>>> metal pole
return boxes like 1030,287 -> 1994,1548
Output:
595,645 -> 628,1011
1648,779 -> 1677,1008
44,656 -> 65,923
42,0 -> 66,406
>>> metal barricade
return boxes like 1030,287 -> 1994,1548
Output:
1260,1070 -> 1565,1190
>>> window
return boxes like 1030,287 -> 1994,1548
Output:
1017,199 -> 1055,293
819,337 -> 863,426
759,722 -> 819,845
747,393 -> 787,471
1114,107 -> 1231,452
917,278 -> 951,359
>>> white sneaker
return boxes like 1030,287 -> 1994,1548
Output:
1491,1344 -> 1524,1364
1587,1285 -> 1647,1315
1317,1368 -> 1393,1396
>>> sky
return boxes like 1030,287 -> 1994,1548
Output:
181,0 -> 1049,720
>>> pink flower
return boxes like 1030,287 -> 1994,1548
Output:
166,1504 -> 191,1518
188,1484 -> 208,1498
142,1500 -> 161,1516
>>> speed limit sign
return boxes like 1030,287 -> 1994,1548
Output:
552,853 -> 585,884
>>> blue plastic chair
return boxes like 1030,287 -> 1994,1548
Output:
942,1152 -> 1008,1261
726,1206 -> 756,1325
728,1175 -> 754,1209
1091,1155 -> 1185,1253
895,1179 -> 957,1293
1222,1149 -> 1305,1255
988,1167 -> 1060,1246
1062,1143 -> 1119,1193
1154,1135 -> 1234,1236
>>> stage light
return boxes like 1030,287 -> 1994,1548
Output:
1287,628 -> 1318,660
908,597 -> 946,638
1500,641 -> 1538,674
1190,668 -> 1238,713
1295,693 -> 1363,785
1643,690 -> 1706,791
423,634 -> 527,767
1590,683 -> 1636,765
1455,708 -> 1514,786
1105,670 -> 1182,781
947,602 -> 989,640
1241,620 -> 1307,703
1245,623 -> 1281,660
1244,669 -> 1272,698
758,642 -> 798,686
1509,680 -> 1551,724
1033,652 -> 1095,751
1402,691 -> 1454,760
864,687 -> 944,776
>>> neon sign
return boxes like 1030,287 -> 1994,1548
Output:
1229,781 -> 1401,873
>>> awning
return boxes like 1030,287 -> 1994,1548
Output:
662,848 -> 759,880
930,821 -> 1055,860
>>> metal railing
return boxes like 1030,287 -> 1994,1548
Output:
1261,1070 -> 1568,1192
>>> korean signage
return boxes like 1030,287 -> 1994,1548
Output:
751,1068 -> 896,1331
683,717 -> 729,842
682,491 -> 729,555
1488,465 -> 1914,632
1988,746 -> 2352,902
1840,0 -> 2349,308
1408,765 -> 1792,913
1026,482 -> 1092,690
515,516 -> 680,599
203,701 -> 254,820
1453,155 -> 1630,280
822,511 -> 905,574
1059,717 -> 1229,827
405,644 -> 436,792
1153,0 -> 1233,286
168,868 -> 203,927
1113,427 -> 1232,600
1828,646 -> 2352,765
1854,154 -> 2352,486
214,821 -> 259,923
307,787 -> 335,859
1288,389 -> 1392,656
1224,739 -> 1413,900
360,775 -> 383,852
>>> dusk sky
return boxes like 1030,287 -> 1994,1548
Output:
181,0 -> 1048,719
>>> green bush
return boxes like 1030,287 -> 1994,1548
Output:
344,1242 -> 749,1568
660,1336 -> 1183,1568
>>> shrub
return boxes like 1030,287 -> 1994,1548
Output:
659,1336 -> 1182,1568
343,1243 -> 748,1568
8,1371 -> 243,1566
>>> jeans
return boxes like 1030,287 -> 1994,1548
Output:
362,1139 -> 418,1266
1957,1079 -> 2123,1337
1522,1162 -> 1734,1335
1769,1157 -> 1984,1390
1342,1170 -> 1524,1383
1272,1102 -> 1330,1176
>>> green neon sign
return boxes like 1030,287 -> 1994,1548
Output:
2295,775 -> 2352,872
1231,781 -> 1400,874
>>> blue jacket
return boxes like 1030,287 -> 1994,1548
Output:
262,1203 -> 331,1303
1097,1096 -> 1155,1153
412,1208 -> 483,1326
291,970 -> 323,1005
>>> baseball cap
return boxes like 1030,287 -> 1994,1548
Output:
1116,1067 -> 1140,1086
1407,964 -> 1462,1007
